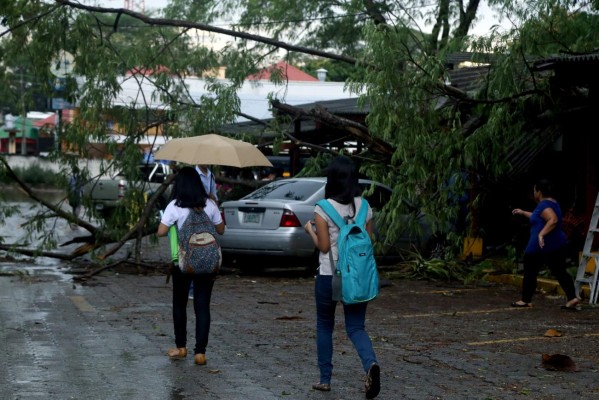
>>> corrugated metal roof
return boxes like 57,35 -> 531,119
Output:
445,52 -> 496,67
533,52 -> 599,71
289,97 -> 369,115
447,66 -> 490,93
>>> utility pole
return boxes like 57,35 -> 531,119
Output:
20,68 -> 27,156
50,50 -> 75,154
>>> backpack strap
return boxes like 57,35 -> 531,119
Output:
316,199 -> 346,229
315,199 -> 342,272
355,197 -> 369,226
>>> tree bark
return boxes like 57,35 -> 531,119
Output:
454,0 -> 481,39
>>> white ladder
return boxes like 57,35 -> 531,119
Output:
574,192 -> 599,304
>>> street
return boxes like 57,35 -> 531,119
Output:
1,244 -> 598,399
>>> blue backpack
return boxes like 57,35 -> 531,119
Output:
316,198 -> 379,304
177,209 -> 221,275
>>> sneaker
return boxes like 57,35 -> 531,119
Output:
365,363 -> 380,399
311,383 -> 331,391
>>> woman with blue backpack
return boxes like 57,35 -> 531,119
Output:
157,166 -> 225,366
303,156 -> 381,399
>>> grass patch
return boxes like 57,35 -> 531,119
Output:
0,163 -> 66,187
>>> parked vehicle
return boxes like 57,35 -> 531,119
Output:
83,162 -> 172,219
217,177 -> 433,269
252,155 -> 309,178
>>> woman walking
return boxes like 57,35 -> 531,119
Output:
157,166 -> 225,365
511,179 -> 579,310
304,156 -> 380,399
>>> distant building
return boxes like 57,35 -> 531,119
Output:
114,61 -> 358,123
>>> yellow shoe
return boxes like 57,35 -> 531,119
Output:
167,347 -> 187,359
194,353 -> 206,365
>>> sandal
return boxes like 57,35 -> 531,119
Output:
167,347 -> 187,359
561,298 -> 581,311
312,383 -> 331,392
194,353 -> 206,365
511,301 -> 532,308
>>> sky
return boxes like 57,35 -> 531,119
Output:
97,0 -> 510,38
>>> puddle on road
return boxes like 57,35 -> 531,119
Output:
0,194 -> 95,282
0,263 -> 75,282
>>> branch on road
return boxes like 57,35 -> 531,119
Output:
0,244 -> 77,261
97,173 -> 175,260
0,157 -> 99,234
0,158 -> 174,263
73,259 -> 169,281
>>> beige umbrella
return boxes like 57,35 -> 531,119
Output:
154,134 -> 272,168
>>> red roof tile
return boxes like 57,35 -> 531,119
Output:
127,66 -> 171,76
247,61 -> 318,82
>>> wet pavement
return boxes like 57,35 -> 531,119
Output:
2,195 -> 599,399
2,238 -> 599,400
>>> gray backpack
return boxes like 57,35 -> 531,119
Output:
177,209 -> 221,275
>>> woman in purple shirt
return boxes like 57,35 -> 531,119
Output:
511,179 -> 579,310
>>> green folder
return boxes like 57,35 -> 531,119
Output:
168,225 -> 179,263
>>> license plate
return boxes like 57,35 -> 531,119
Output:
243,212 -> 260,223
95,203 -> 104,210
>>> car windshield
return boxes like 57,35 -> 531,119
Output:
243,180 -> 323,201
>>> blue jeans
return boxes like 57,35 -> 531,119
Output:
172,268 -> 215,355
315,274 -> 377,384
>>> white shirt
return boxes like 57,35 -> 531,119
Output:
314,197 -> 373,276
160,199 -> 222,229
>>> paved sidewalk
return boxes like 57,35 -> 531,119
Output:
2,257 -> 599,400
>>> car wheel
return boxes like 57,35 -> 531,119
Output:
220,254 -> 235,268
234,256 -> 266,273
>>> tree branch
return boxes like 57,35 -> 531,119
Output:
0,157 -> 98,234
73,259 -> 169,281
97,173 -> 175,260
56,0 -> 358,66
0,244 -> 76,261
362,0 -> 387,25
0,4 -> 61,38
271,100 -> 395,156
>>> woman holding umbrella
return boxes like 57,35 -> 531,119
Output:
157,166 -> 225,365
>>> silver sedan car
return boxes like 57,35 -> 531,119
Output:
217,177 -> 431,266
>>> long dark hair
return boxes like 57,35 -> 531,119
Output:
171,166 -> 208,209
535,179 -> 557,198
324,156 -> 361,209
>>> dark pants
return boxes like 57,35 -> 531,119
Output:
171,267 -> 215,354
522,247 -> 576,303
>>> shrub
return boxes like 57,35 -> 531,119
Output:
0,163 -> 66,187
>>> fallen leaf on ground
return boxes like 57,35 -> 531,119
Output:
544,329 -> 563,337
541,353 -> 578,372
